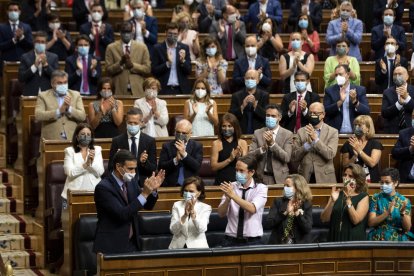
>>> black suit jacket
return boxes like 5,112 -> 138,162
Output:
158,139 -> 203,187
280,91 -> 321,132
232,54 -> 272,90
18,50 -> 59,96
151,41 -> 192,94
287,0 -> 322,31
381,85 -> 414,134
93,174 -> 158,254
0,22 -> 33,74
371,24 -> 406,60
375,55 -> 408,93
79,22 -> 114,60
46,28 -> 73,61
108,132 -> 157,187
72,0 -> 108,30
373,0 -> 404,27
65,53 -> 102,95
391,127 -> 414,183
229,88 -> 269,134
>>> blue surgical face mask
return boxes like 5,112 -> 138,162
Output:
295,81 -> 307,92
298,19 -> 308,29
206,47 -> 217,57
336,47 -> 347,56
381,183 -> 393,195
34,43 -> 46,53
383,15 -> 394,26
183,191 -> 196,201
55,83 -> 68,96
127,124 -> 140,136
236,171 -> 248,185
265,116 -> 278,129
78,46 -> 89,56
245,79 -> 257,89
284,186 -> 295,199
291,39 -> 301,50
8,11 -> 19,21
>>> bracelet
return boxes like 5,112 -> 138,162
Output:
358,150 -> 363,155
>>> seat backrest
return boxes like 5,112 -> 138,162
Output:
199,158 -> 215,186
74,214 -> 98,275
45,161 -> 66,230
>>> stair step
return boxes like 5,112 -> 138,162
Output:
0,214 -> 36,234
0,234 -> 40,251
0,183 -> 19,198
0,198 -> 23,214
0,250 -> 43,269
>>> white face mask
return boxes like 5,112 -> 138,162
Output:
336,75 -> 346,86
262,22 -> 272,32
120,167 -> 136,182
145,89 -> 157,99
195,88 -> 207,98
48,22 -> 61,30
184,0 -> 194,5
385,44 -> 396,54
92,12 -> 102,22
245,46 -> 257,57
227,14 -> 237,24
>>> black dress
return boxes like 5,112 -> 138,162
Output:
282,53 -> 309,93
340,139 -> 384,183
93,101 -> 120,138
214,138 -> 238,185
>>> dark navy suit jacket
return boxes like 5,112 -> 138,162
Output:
375,55 -> 408,93
288,0 -> 322,31
65,53 -> 102,95
323,84 -> 370,132
151,41 -> 192,94
242,0 -> 282,32
158,139 -> 203,187
232,54 -> 272,90
79,22 -> 114,60
371,24 -> 406,60
18,50 -> 59,96
391,127 -> 414,183
128,16 -> 158,54
93,174 -> 158,254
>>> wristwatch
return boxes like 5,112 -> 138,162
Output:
347,203 -> 352,209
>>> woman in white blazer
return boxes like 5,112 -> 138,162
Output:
169,176 -> 212,249
134,77 -> 169,137
61,123 -> 105,205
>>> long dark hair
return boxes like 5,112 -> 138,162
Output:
71,123 -> 95,152
217,112 -> 242,141
294,13 -> 314,33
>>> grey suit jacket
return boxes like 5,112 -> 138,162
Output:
292,123 -> 338,183
209,20 -> 246,60
249,126 -> 293,184
34,89 -> 86,140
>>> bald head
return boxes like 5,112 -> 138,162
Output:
309,102 -> 324,113
245,69 -> 259,81
393,66 -> 409,83
176,119 -> 192,134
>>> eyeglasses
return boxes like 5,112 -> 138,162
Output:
309,112 -> 323,116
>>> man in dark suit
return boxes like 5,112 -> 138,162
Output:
381,66 -> 414,134
391,109 -> 414,183
232,35 -> 271,91
127,0 -> 158,54
209,5 -> 246,61
281,71 -> 320,133
287,0 -> 322,32
0,1 -> 33,75
229,69 -> 269,134
72,0 -> 108,30
323,64 -> 370,133
79,3 -> 114,60
373,0 -> 404,27
93,149 -> 164,254
371,8 -> 406,60
241,0 -> 282,33
151,22 -> 191,95
375,37 -> 408,93
158,119 -> 203,187
18,31 -> 58,96
65,34 -> 101,96
197,0 -> 226,33
108,108 -> 157,187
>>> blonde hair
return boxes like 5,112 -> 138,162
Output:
173,11 -> 192,28
353,115 -> 375,139
143,77 -> 161,91
287,174 -> 312,202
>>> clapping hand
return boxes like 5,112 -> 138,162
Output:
330,186 -> 341,202
140,150 -> 148,163
220,181 -> 235,200
263,130 -> 274,146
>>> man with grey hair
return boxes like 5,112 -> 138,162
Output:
292,102 -> 338,183
158,119 -> 203,187
35,70 -> 86,140
326,1 -> 363,61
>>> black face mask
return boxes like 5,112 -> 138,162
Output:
175,133 -> 188,143
308,115 -> 320,126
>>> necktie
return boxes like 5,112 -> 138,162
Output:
266,147 -> 273,173
237,188 -> 250,238
11,23 -> 16,34
81,57 -> 89,93
125,45 -> 130,55
94,25 -> 100,58
130,136 -> 137,157
246,103 -> 253,134
295,95 -> 302,133
398,106 -> 406,129
226,24 -> 233,60
121,183 -> 133,239
177,163 -> 184,186
388,59 -> 394,88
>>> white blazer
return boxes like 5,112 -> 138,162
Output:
134,97 -> 169,137
169,200 -> 212,249
61,146 -> 105,199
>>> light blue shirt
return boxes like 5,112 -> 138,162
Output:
111,172 -> 147,206
304,128 -> 321,151
340,84 -> 353,134
326,17 -> 363,61
167,42 -> 179,86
